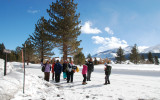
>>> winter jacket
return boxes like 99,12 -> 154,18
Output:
54,63 -> 63,74
86,61 -> 94,72
104,65 -> 112,75
52,63 -> 55,73
67,63 -> 76,73
63,63 -> 67,72
82,65 -> 88,75
44,63 -> 51,72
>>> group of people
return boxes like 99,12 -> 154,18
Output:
41,59 -> 78,83
41,58 -> 112,85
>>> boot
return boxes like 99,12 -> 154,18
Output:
82,82 -> 86,85
104,83 -> 107,85
108,80 -> 110,84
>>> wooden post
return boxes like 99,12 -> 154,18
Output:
4,53 -> 7,76
23,44 -> 26,94
3,49 -> 11,76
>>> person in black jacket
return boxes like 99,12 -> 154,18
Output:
66,61 -> 76,83
86,58 -> 94,81
54,60 -> 63,83
62,60 -> 67,80
104,63 -> 112,85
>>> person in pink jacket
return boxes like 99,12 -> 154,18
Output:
82,63 -> 88,85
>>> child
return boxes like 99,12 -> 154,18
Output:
104,63 -> 112,85
82,63 -> 88,85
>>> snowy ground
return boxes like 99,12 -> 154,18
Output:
1,58 -> 160,100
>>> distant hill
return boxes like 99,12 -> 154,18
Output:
92,44 -> 160,60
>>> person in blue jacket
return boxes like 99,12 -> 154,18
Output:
54,60 -> 63,83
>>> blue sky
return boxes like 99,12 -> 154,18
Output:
1,0 -> 160,57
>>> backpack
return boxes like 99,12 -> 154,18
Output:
66,63 -> 73,72
76,67 -> 79,72
105,65 -> 112,75
41,65 -> 45,72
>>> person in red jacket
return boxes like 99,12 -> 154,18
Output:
82,63 -> 88,85
52,60 -> 56,80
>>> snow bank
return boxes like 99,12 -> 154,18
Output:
0,59 -> 59,100
0,59 -> 20,100
11,74 -> 60,100
0,59 -> 14,76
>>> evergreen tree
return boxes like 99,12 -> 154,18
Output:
94,57 -> 98,65
154,56 -> 159,65
129,44 -> 140,64
140,54 -> 145,64
15,46 -> 22,62
30,17 -> 54,60
8,51 -> 17,61
87,53 -> 92,59
46,0 -> 82,61
115,47 -> 126,64
148,52 -> 154,64
23,38 -> 35,65
0,43 -> 5,59
73,51 -> 85,66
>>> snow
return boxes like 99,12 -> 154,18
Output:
1,58 -> 160,100
92,44 -> 160,59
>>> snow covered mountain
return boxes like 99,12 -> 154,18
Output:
142,44 -> 160,53
92,44 -> 160,60
92,46 -> 133,59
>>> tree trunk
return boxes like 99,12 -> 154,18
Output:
63,43 -> 67,61
41,41 -> 44,60
27,56 -> 29,65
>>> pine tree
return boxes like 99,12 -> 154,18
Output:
94,57 -> 98,65
140,54 -> 145,64
30,17 -> 54,60
154,56 -> 159,65
46,0 -> 82,61
15,46 -> 22,62
8,51 -> 17,61
23,38 -> 35,65
0,43 -> 5,59
148,52 -> 154,64
73,51 -> 85,66
115,47 -> 126,64
129,44 -> 140,64
87,53 -> 92,59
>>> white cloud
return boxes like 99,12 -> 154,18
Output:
91,36 -> 106,44
27,9 -> 40,14
138,46 -> 149,53
104,27 -> 114,35
81,21 -> 101,34
92,36 -> 128,53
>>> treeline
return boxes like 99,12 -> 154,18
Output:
0,43 -> 22,62
115,44 -> 159,65
0,0 -> 84,64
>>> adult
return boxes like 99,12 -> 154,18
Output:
54,60 -> 63,83
51,59 -> 56,80
44,60 -> 51,82
41,58 -> 45,79
104,63 -> 112,85
62,60 -> 68,80
86,58 -> 94,81
66,61 -> 76,83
